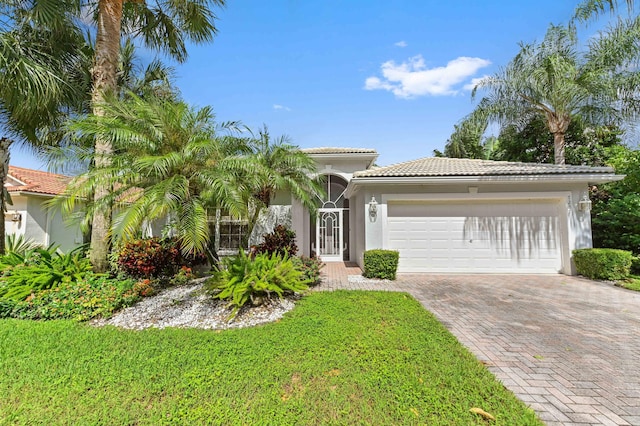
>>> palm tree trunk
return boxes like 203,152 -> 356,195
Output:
89,0 -> 123,272
553,131 -> 566,165
0,138 -> 12,255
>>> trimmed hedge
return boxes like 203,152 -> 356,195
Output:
573,248 -> 633,281
363,249 -> 399,280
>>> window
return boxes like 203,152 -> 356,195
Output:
209,210 -> 248,253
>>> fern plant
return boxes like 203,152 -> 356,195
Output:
0,245 -> 92,301
207,250 -> 309,317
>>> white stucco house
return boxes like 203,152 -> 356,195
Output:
280,148 -> 623,275
4,151 -> 624,275
4,166 -> 83,252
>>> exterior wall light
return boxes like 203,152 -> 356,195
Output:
11,212 -> 21,222
369,196 -> 378,222
578,193 -> 592,213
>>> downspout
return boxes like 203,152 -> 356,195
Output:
44,209 -> 50,247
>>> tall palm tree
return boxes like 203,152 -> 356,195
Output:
243,127 -> 324,248
88,0 -> 226,271
0,2 -> 88,254
470,22 -> 640,164
573,0 -> 634,23
57,94 -> 253,257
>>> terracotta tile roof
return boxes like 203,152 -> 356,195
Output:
302,147 -> 378,155
354,157 -> 616,178
6,166 -> 72,195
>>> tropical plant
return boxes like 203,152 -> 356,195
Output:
57,94 -> 254,260
243,128 -> 323,247
116,237 -> 206,279
207,250 -> 309,317
0,245 -> 92,301
469,22 -> 640,164
84,0 -> 226,272
591,147 -> 640,254
291,255 -> 324,286
254,225 -> 298,257
1,274 -> 150,321
573,0 -> 634,23
4,234 -> 41,255
437,107 -> 488,159
494,116 -> 624,165
0,2 -> 88,254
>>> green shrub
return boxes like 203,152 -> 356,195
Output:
291,255 -> 324,286
632,256 -> 640,276
116,237 -> 207,279
254,225 -> 298,257
3,275 -> 151,321
207,250 -> 309,317
573,248 -> 633,280
363,249 -> 400,280
0,246 -> 92,301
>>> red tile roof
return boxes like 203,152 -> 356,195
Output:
6,166 -> 71,196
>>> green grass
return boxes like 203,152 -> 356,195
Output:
0,291 -> 541,425
618,276 -> 640,291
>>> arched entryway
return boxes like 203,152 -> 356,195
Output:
310,174 -> 349,261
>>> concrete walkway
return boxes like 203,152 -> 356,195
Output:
317,262 -> 640,426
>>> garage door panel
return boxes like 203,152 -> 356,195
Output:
387,200 -> 562,273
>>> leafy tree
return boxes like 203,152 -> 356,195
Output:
0,2 -> 88,254
471,22 -> 640,164
57,94 -> 254,259
243,128 -> 324,247
494,116 -> 623,165
71,0 -> 226,271
591,148 -> 640,255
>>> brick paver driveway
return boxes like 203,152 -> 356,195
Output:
320,266 -> 640,425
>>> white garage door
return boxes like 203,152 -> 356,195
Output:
386,200 -> 562,273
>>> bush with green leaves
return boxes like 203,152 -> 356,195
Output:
573,248 -> 633,280
632,256 -> 640,276
254,225 -> 298,257
116,237 -> 207,279
291,255 -> 324,286
0,246 -> 92,301
0,275 -> 153,321
363,249 -> 400,280
207,250 -> 309,316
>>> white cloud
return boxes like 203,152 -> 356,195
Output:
394,41 -> 407,48
273,104 -> 291,111
364,55 -> 491,98
463,75 -> 490,91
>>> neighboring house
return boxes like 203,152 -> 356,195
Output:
275,148 -> 622,275
4,166 -> 83,252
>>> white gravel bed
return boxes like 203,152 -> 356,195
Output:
91,277 -> 296,331
347,274 -> 391,284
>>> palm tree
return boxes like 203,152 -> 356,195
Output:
470,22 -> 640,164
57,94 -> 254,258
573,0 -> 634,23
87,0 -> 226,271
0,2 -> 87,254
243,127 -> 324,248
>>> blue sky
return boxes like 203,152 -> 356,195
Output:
12,1 -> 594,170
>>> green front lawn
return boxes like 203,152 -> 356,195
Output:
0,291 -> 541,425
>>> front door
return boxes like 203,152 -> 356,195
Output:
316,208 -> 344,262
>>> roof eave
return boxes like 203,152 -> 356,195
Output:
308,152 -> 379,168
7,190 -> 58,198
345,174 -> 625,198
